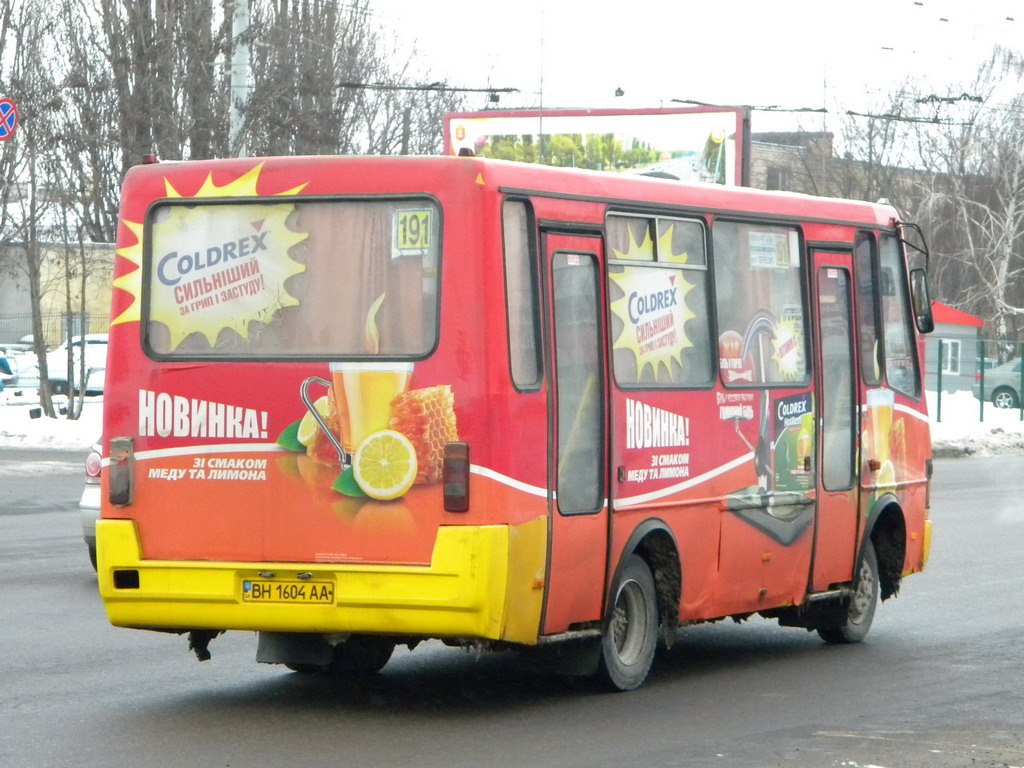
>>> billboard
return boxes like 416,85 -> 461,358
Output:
444,106 -> 750,186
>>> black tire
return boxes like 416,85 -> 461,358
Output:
50,380 -> 68,396
87,544 -> 97,571
597,555 -> 658,691
817,539 -> 879,644
328,636 -> 396,677
285,636 -> 395,676
992,388 -> 1019,409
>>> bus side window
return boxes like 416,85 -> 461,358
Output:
502,200 -> 542,390
879,234 -> 921,398
854,232 -> 883,386
605,213 -> 712,387
712,221 -> 808,386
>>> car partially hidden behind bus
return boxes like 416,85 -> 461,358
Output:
97,155 -> 934,691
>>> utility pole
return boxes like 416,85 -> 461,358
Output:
230,0 -> 250,157
400,106 -> 411,155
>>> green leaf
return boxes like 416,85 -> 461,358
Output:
276,420 -> 304,453
332,467 -> 368,497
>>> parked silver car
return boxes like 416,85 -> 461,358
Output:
81,437 -> 102,570
48,334 -> 108,396
973,359 -> 1023,409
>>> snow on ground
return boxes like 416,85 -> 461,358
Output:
0,387 -> 1021,457
0,390 -> 102,451
927,390 -> 1024,458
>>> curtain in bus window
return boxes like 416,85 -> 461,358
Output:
854,233 -> 883,385
878,235 -> 919,397
606,214 -> 712,387
712,222 -> 807,385
502,201 -> 541,388
606,216 -> 655,262
146,199 -> 439,358
553,252 -> 604,514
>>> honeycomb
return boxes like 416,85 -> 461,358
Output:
389,385 -> 458,483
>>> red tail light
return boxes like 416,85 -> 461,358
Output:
108,436 -> 134,506
85,447 -> 102,485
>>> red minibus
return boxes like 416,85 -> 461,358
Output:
98,155 -> 933,690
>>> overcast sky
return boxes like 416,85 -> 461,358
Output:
371,0 -> 1021,133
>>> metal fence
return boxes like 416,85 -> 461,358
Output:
0,313 -> 109,350
928,336 -> 1024,422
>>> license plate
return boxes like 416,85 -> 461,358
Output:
242,580 -> 334,604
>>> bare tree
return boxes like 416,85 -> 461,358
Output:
913,48 -> 1024,338
97,0 -> 233,166
242,0 -> 465,156
244,0 -> 377,155
0,0 -> 67,416
828,89 -> 920,212
0,0 -> 472,422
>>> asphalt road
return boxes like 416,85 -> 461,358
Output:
0,450 -> 1022,768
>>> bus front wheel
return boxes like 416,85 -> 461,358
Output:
817,540 -> 879,644
598,555 -> 658,691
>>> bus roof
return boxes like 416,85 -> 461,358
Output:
126,154 -> 899,231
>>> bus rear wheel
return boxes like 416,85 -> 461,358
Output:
598,555 -> 658,691
285,635 -> 395,677
327,635 -> 396,677
817,540 -> 879,644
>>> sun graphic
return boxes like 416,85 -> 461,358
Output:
608,224 -> 696,382
770,318 -> 804,380
111,163 -> 309,350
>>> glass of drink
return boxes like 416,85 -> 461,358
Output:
331,362 -> 413,454
865,388 -> 894,465
796,412 -> 814,469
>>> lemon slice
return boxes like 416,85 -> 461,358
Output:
352,430 -> 418,500
297,395 -> 331,447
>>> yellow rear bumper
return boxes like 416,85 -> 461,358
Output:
96,517 -> 546,644
921,518 -> 932,570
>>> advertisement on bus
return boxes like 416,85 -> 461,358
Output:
444,106 -> 750,185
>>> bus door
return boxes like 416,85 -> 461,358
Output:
540,232 -> 610,635
810,251 -> 860,590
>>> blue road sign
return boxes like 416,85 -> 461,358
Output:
0,99 -> 18,141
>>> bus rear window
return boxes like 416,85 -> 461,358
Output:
144,198 -> 440,358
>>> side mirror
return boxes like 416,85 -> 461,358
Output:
910,268 -> 934,334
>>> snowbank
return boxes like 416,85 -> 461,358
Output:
0,391 -> 102,450
928,390 -> 1024,457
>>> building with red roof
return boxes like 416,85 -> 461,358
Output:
927,301 -> 984,394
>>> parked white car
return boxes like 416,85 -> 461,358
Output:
81,436 -> 102,570
47,334 -> 108,396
